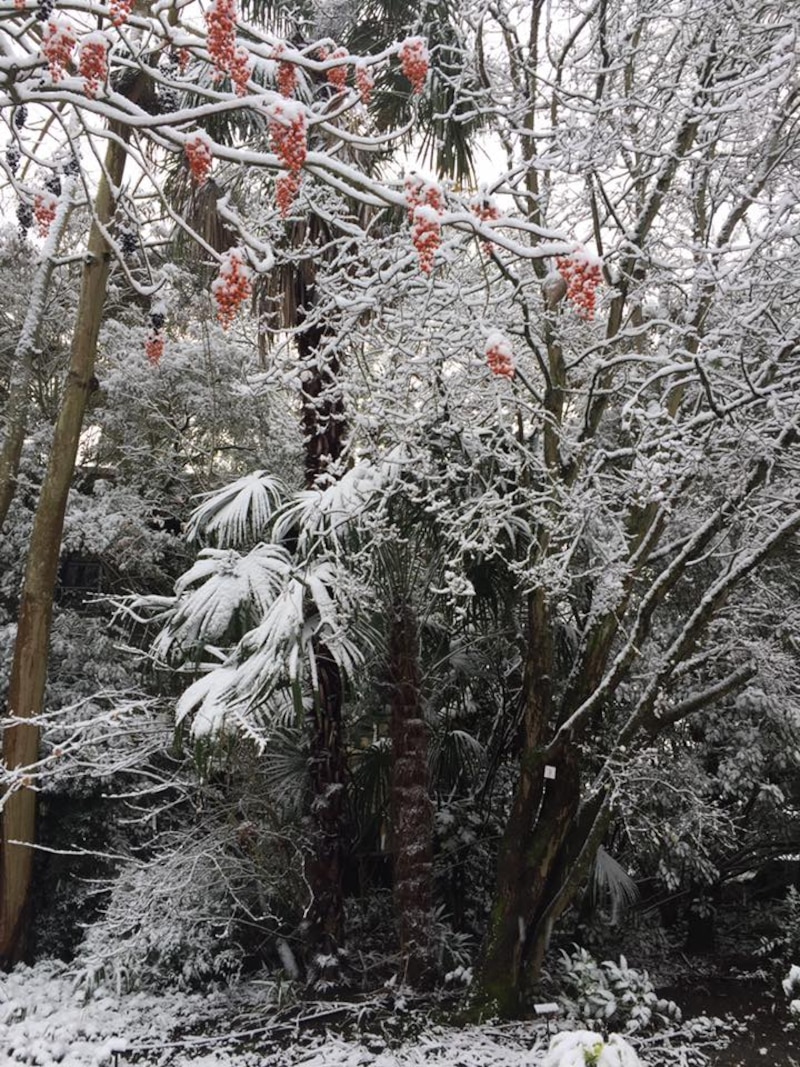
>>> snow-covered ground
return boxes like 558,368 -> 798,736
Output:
0,960 -> 727,1067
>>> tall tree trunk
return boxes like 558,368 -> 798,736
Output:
0,126 -> 132,969
389,600 -> 433,983
471,590 -> 561,1016
0,188 -> 75,535
296,272 -> 348,976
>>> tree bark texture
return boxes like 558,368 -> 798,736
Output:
304,644 -> 347,967
0,126 -> 131,969
297,268 -> 348,967
389,600 -> 433,983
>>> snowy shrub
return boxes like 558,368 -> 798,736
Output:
784,964 -> 800,1016
542,1030 -> 642,1067
757,886 -> 800,973
555,947 -> 681,1035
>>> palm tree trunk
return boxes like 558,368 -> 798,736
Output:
389,599 -> 433,983
297,282 -> 348,973
0,123 -> 132,968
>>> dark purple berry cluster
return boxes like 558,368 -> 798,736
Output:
17,201 -> 33,236
119,228 -> 138,258
36,0 -> 55,22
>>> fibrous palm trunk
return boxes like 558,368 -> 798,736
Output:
296,279 -> 348,975
389,599 -> 433,983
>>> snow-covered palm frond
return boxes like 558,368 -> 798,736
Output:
154,545 -> 292,660
590,845 -> 640,923
272,458 -> 387,553
231,558 -> 366,701
175,666 -> 239,738
187,471 -> 286,547
431,726 -> 485,790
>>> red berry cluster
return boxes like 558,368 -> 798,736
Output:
267,100 -> 307,213
405,174 -> 442,220
275,172 -> 301,217
405,175 -> 442,274
326,46 -> 348,90
268,102 -> 307,169
471,195 -> 500,255
211,248 -> 252,329
108,0 -> 134,27
43,19 -> 76,82
145,332 -> 165,365
79,33 -> 108,98
146,308 -> 165,364
178,48 -> 190,73
355,61 -> 374,105
399,36 -> 429,94
34,191 -> 58,238
230,45 -> 251,96
14,0 -> 26,10
555,251 -> 602,320
485,332 -> 515,379
185,133 -> 213,185
205,0 -> 237,82
273,45 -> 297,96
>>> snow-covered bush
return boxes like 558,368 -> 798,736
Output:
757,886 -> 800,973
542,1030 -> 642,1067
555,947 -> 681,1035
784,964 -> 800,1017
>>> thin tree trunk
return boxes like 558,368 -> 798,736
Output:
0,188 -> 75,535
0,125 -> 132,968
389,600 -> 433,984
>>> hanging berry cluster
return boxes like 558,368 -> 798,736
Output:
205,0 -> 239,83
42,19 -> 77,82
276,53 -> 297,97
485,331 -> 515,379
211,248 -> 252,329
267,100 -> 307,216
79,33 -> 108,98
34,191 -> 58,238
355,61 -> 374,105
14,0 -> 25,11
118,225 -> 138,258
108,0 -> 134,27
146,308 -> 165,365
555,250 -> 603,319
405,174 -> 443,274
185,132 -> 213,186
276,173 -> 301,217
399,37 -> 429,94
17,202 -> 33,238
230,45 -> 251,96
6,144 -> 20,175
326,46 -> 349,90
471,194 -> 500,255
